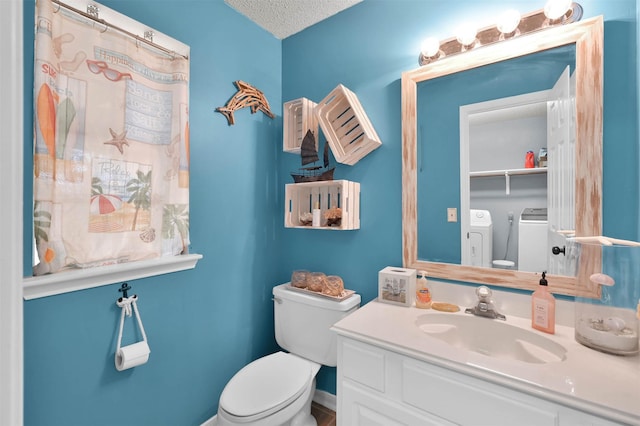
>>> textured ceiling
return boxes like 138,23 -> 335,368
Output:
225,0 -> 362,39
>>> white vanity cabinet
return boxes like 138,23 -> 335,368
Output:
336,336 -> 622,426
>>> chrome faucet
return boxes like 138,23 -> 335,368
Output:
465,286 -> 506,321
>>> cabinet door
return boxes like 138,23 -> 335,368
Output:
340,381 -> 455,426
402,359 -> 560,426
559,408 -> 626,426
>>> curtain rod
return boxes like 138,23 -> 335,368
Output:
52,0 -> 189,60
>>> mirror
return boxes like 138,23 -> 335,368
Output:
402,16 -> 603,297
462,63 -> 575,277
418,45 -> 575,273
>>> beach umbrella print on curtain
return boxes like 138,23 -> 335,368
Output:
90,194 -> 123,215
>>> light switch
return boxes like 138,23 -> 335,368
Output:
447,208 -> 457,222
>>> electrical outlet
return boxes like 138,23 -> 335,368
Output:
508,211 -> 514,222
447,208 -> 457,222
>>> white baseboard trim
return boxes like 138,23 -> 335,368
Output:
201,414 -> 216,426
312,389 -> 336,412
201,389 -> 336,426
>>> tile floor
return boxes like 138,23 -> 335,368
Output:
311,401 -> 336,426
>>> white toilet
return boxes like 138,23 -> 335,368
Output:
214,283 -> 361,426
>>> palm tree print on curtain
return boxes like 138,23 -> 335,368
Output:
127,170 -> 152,231
88,160 -> 149,234
162,204 -> 189,255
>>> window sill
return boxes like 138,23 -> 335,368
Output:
22,253 -> 203,300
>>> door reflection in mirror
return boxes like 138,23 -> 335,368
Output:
417,44 -> 575,278
460,66 -> 574,274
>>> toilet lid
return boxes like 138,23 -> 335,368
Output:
220,352 -> 312,418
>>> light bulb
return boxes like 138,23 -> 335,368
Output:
497,9 -> 521,34
544,0 -> 572,20
456,25 -> 477,46
421,37 -> 440,58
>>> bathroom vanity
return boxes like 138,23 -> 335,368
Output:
331,285 -> 640,426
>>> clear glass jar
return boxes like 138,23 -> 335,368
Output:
570,241 -> 639,355
307,272 -> 326,293
324,275 -> 344,296
291,270 -> 309,288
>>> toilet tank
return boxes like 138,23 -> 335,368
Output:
273,283 -> 360,367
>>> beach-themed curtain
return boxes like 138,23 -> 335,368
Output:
33,0 -> 190,275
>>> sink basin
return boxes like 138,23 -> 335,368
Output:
415,313 -> 567,364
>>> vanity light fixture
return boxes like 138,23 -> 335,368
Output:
455,24 -> 478,49
418,1 -> 583,65
544,0 -> 573,20
420,37 -> 441,59
497,9 -> 521,37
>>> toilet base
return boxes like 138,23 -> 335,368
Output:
287,395 -> 316,426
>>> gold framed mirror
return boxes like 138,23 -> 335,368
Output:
401,16 -> 603,297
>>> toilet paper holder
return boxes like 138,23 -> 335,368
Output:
115,282 -> 150,371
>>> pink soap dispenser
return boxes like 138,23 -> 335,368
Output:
531,271 -> 555,334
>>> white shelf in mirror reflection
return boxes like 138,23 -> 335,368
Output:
23,253 -> 202,299
469,167 -> 547,178
470,167 -> 546,195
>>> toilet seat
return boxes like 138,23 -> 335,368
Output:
219,352 -> 313,421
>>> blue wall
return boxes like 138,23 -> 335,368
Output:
23,0 -> 638,424
23,1 -> 282,425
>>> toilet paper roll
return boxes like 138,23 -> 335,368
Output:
115,341 -> 150,371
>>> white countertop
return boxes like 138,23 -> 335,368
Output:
332,285 -> 640,425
